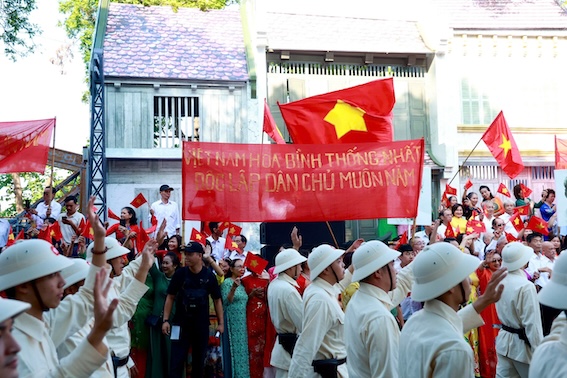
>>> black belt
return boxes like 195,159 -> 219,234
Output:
111,354 -> 129,377
277,333 -> 298,356
501,324 -> 532,349
312,357 -> 346,378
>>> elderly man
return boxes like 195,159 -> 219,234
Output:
399,243 -> 507,378
496,242 -> 543,378
529,253 -> 567,376
268,248 -> 307,378
288,244 -> 353,377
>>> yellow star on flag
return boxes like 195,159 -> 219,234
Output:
229,227 -> 236,234
250,260 -> 258,268
466,227 -> 474,233
502,188 -> 508,193
231,241 -> 238,248
196,234 -> 202,240
499,133 -> 512,158
514,218 -> 520,225
324,100 -> 367,139
536,223 -> 545,230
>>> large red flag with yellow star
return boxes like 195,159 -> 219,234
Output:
278,78 -> 394,144
481,112 -> 524,179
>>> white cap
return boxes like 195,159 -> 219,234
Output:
501,242 -> 533,272
308,244 -> 345,280
86,237 -> 130,261
0,239 -> 73,292
61,259 -> 91,289
538,253 -> 567,310
352,240 -> 400,282
273,248 -> 307,275
411,243 -> 480,302
0,298 -> 30,323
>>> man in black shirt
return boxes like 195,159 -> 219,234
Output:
162,242 -> 224,378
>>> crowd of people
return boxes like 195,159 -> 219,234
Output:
0,182 -> 566,378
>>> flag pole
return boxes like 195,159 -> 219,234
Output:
49,117 -> 57,187
447,137 -> 483,187
325,221 -> 340,249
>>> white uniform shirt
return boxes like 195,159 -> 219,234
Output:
33,200 -> 62,229
529,255 -> 554,288
529,312 -> 567,376
288,270 -> 353,378
268,273 -> 303,371
495,269 -> 543,363
207,236 -> 228,262
399,300 -> 475,378
13,265 -> 107,377
58,211 -> 85,244
150,200 -> 180,237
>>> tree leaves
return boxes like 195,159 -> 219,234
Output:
0,0 -> 41,59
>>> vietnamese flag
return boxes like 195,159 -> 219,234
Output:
218,221 -> 231,233
464,179 -> 473,190
244,253 -> 268,275
263,99 -> 286,144
445,225 -> 458,239
497,183 -> 511,197
190,228 -> 207,246
50,221 -> 63,242
108,208 -> 121,221
520,183 -> 532,198
15,229 -> 24,241
445,184 -> 457,196
555,136 -> 567,170
39,224 -> 52,242
0,118 -> 55,174
514,204 -> 530,216
6,226 -> 15,246
481,112 -> 524,179
526,216 -> 549,236
394,231 -> 408,251
441,192 -> 451,208
279,78 -> 394,144
225,236 -> 239,251
509,212 -> 524,232
466,220 -> 485,235
226,223 -> 242,237
130,193 -> 148,208
137,221 -> 150,251
505,232 -> 518,243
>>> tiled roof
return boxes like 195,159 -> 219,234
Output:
265,12 -> 431,54
431,0 -> 567,30
103,3 -> 249,81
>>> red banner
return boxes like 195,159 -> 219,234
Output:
182,140 -> 424,222
0,118 -> 55,173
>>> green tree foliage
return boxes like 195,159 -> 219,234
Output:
0,0 -> 40,59
58,0 -> 238,84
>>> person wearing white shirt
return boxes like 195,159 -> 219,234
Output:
229,234 -> 248,261
150,184 -> 180,238
58,196 -> 85,256
288,244 -> 353,378
207,222 -> 228,262
399,242 -> 507,378
530,241 -> 556,290
529,253 -> 567,376
268,248 -> 307,378
0,198 -> 118,378
496,242 -> 543,378
525,232 -> 544,282
30,186 -> 62,229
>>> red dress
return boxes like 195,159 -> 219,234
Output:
242,273 -> 269,378
476,268 -> 501,378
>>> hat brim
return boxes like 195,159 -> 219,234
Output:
0,299 -> 30,323
0,253 -> 73,292
502,246 -> 533,272
310,249 -> 345,281
412,253 -> 479,302
273,255 -> 307,275
538,279 -> 567,310
352,249 -> 400,282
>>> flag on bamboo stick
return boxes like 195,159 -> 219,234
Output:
445,184 -> 457,196
263,99 -> 286,144
130,193 -> 147,208
481,112 -> 524,179
279,78 -> 395,144
497,183 -> 511,197
394,231 -> 408,251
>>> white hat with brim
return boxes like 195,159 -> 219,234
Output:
62,259 -> 91,289
501,242 -> 534,272
538,253 -> 567,310
352,240 -> 400,282
0,239 -> 73,292
0,298 -> 30,324
309,244 -> 345,281
273,248 -> 307,275
86,237 -> 130,262
411,243 -> 480,302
